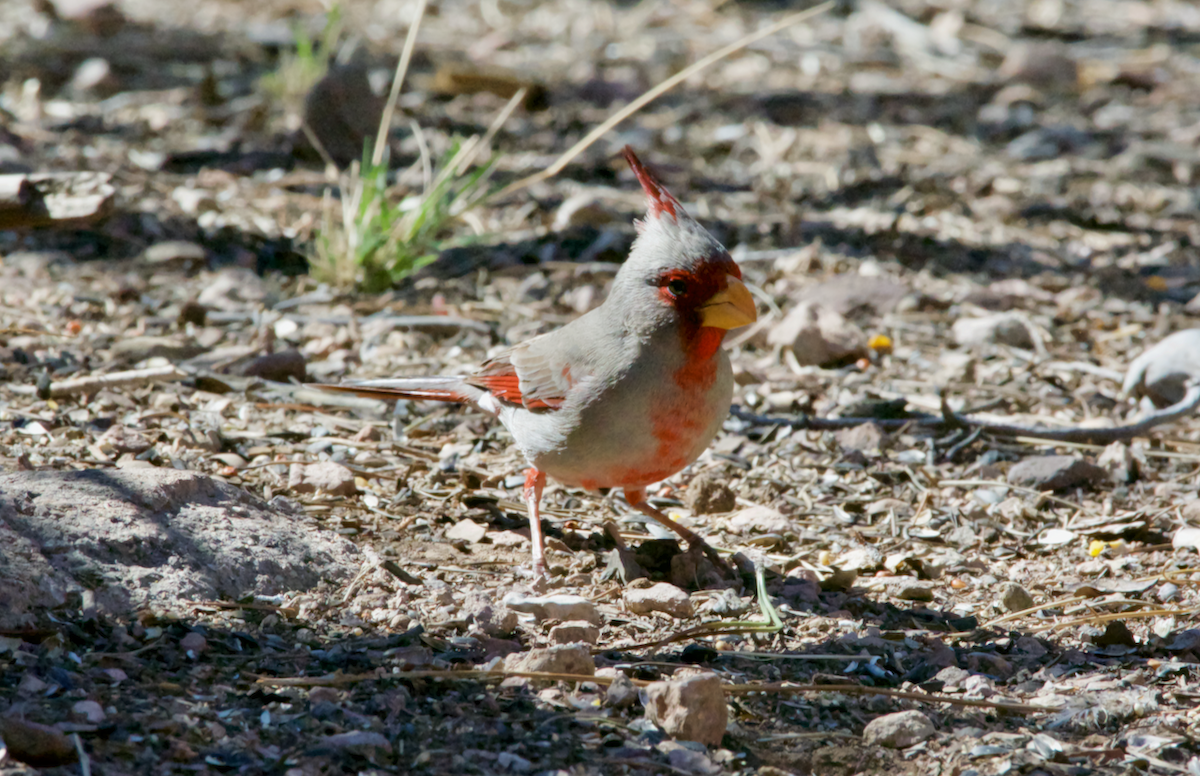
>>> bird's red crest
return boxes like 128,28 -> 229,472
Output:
622,146 -> 681,222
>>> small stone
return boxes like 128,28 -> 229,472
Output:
0,716 -> 76,767
504,644 -> 595,676
180,631 -> 208,655
313,730 -> 393,758
308,686 -> 340,705
445,518 -> 488,544
952,313 -> 1034,349
497,752 -> 533,773
549,621 -> 600,645
235,350 -> 307,383
96,424 -> 153,455
300,64 -> 385,168
177,300 -> 208,327
862,709 -> 934,748
685,473 -> 737,515
897,586 -> 934,602
625,583 -> 694,618
1172,527 -> 1200,551
794,275 -> 909,316
835,422 -> 885,453
490,530 -> 529,547
503,593 -> 602,625
643,672 -> 728,746
69,57 -> 118,96
70,700 -> 106,724
605,673 -> 640,709
727,505 -> 789,535
18,673 -> 48,696
1007,455 -> 1108,491
1097,441 -> 1139,484
1000,583 -> 1034,613
838,547 -> 883,573
999,42 -> 1079,91
144,240 -> 207,267
767,300 -> 866,367
288,461 -> 358,496
461,591 -> 517,636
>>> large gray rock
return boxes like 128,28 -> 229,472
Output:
0,468 -> 360,627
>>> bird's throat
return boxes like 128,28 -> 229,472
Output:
674,326 -> 724,390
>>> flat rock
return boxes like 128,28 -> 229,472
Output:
234,350 -> 308,383
549,620 -> 600,645
445,518 -> 488,544
1000,583 -> 1034,612
643,672 -> 727,746
288,461 -> 358,496
504,644 -> 595,676
1007,455 -> 1108,491
503,593 -> 602,625
863,710 -> 934,748
625,583 -> 694,618
0,468 -> 360,628
728,505 -> 790,535
795,274 -> 909,317
835,422 -> 885,453
1122,329 -> 1200,407
952,313 -> 1035,349
768,300 -> 866,367
461,590 -> 517,635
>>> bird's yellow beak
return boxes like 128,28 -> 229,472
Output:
699,275 -> 757,330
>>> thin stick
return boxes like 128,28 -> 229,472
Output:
372,0 -> 429,167
6,365 -> 187,397
72,733 -> 91,776
488,0 -> 835,201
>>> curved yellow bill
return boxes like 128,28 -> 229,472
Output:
699,275 -> 757,330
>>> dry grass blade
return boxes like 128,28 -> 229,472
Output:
488,0 -> 835,201
373,0 -> 429,167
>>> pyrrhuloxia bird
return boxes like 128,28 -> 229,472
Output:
317,147 -> 757,575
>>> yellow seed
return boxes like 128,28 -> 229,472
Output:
868,334 -> 893,353
1088,539 -> 1106,557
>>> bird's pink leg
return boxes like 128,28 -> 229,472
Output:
524,468 -> 548,577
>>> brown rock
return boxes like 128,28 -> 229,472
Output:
643,673 -> 727,746
625,583 -> 694,618
768,300 -> 866,367
504,644 -> 595,677
1007,456 -> 1108,491
235,350 -> 307,383
835,422 -> 885,453
288,461 -> 358,496
300,64 -> 385,168
0,716 -> 76,767
862,710 -> 934,749
684,472 -> 737,514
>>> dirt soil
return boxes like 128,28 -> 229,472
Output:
5,0 -> 1200,774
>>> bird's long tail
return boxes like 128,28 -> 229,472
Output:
312,377 -> 491,410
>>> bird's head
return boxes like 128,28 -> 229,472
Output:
613,146 -> 757,342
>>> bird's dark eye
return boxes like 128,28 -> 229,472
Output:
666,279 -> 688,297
